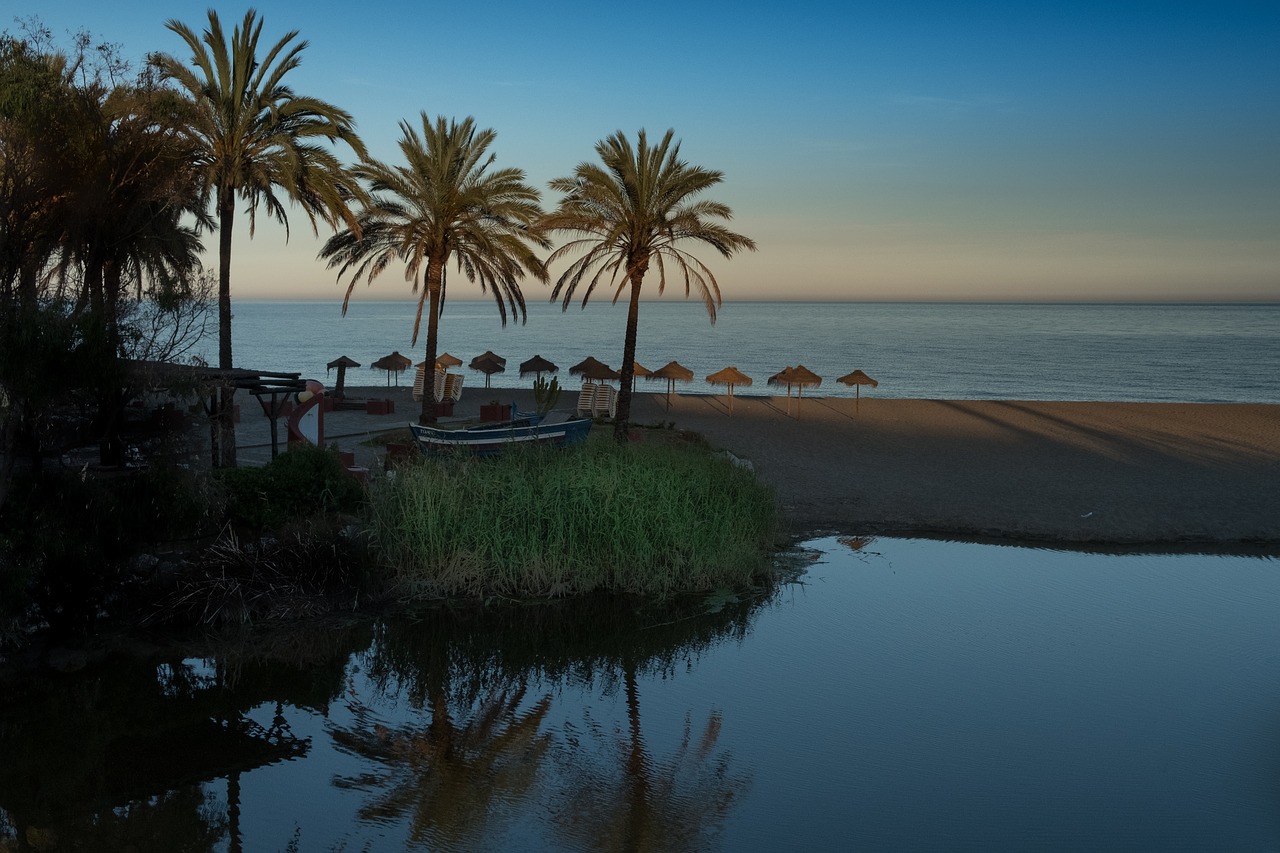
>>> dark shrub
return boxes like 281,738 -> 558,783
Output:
218,444 -> 365,531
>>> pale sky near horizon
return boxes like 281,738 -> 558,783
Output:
18,1 -> 1280,302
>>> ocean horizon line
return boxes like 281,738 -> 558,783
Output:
232,296 -> 1280,306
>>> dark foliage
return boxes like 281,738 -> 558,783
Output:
149,518 -> 372,626
217,444 -> 366,532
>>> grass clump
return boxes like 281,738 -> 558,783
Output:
368,436 -> 778,598
219,444 -> 365,531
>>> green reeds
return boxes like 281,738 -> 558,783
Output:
367,437 -> 778,598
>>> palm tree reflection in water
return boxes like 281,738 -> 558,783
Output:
332,687 -> 553,847
553,663 -> 747,853
328,591 -> 768,850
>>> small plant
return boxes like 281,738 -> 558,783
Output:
532,375 -> 562,414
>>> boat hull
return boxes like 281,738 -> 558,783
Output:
408,415 -> 592,456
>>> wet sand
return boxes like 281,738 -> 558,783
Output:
245,386 -> 1280,546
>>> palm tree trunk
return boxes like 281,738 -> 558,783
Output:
419,261 -> 444,425
85,245 -> 105,319
217,189 -> 236,370
613,272 -> 645,442
216,188 -> 237,467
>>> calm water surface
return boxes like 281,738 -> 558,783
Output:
212,301 -> 1280,404
4,537 -> 1280,851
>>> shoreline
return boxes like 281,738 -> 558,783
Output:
244,385 -> 1280,549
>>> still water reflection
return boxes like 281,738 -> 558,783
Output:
3,537 -> 1280,851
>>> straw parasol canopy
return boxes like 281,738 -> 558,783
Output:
768,365 -> 822,416
436,352 -> 463,369
471,350 -> 506,368
706,366 -> 753,415
469,354 -> 505,388
326,355 -> 360,398
569,356 -> 611,378
788,364 -> 822,417
519,354 -> 559,378
371,351 -> 412,386
647,360 -> 695,409
578,360 -> 621,382
767,366 -> 796,393
838,369 -> 879,411
790,364 -> 822,389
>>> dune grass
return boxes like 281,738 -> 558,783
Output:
366,434 -> 779,598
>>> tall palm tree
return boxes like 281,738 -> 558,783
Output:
53,82 -> 207,467
320,114 -> 548,424
56,83 -> 206,330
153,9 -> 367,465
542,129 -> 756,441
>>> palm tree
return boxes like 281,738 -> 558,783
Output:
54,82 -> 207,466
320,114 -> 548,424
542,129 -> 756,440
56,83 -> 207,330
153,9 -> 367,465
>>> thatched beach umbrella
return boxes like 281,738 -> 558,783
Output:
628,360 -> 651,392
569,356 -> 611,378
469,353 -> 505,389
768,365 -> 822,417
471,350 -> 506,368
519,354 -> 559,378
372,351 -> 412,386
648,360 -> 695,409
706,366 -> 753,415
838,369 -> 879,412
436,352 -> 463,369
326,355 -> 360,398
767,366 -> 796,411
579,360 -> 621,382
788,364 -> 822,418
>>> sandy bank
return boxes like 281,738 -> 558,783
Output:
247,385 -> 1280,547
659,394 -> 1280,547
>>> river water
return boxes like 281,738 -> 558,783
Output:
4,536 -> 1279,851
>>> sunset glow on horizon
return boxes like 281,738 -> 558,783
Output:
22,0 -> 1280,303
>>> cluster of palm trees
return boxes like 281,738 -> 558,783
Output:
0,25 -> 214,504
1,9 -> 755,475
320,113 -> 756,440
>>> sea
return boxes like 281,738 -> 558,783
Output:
203,300 -> 1279,404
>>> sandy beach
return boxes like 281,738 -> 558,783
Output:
239,385 -> 1280,547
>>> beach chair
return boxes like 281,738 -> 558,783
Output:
595,385 -> 617,420
443,372 -> 464,402
576,382 -> 599,418
411,364 -> 426,402
414,366 -> 450,402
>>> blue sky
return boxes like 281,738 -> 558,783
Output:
18,1 -> 1280,301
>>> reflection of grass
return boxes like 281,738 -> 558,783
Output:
368,439 -> 779,598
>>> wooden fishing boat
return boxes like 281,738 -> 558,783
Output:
408,410 -> 592,456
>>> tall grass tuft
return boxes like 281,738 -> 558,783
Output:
367,437 -> 778,598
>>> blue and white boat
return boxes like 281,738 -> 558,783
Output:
407,410 -> 592,456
